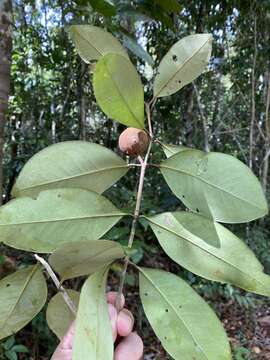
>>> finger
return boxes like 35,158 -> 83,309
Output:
114,332 -> 143,360
106,291 -> 125,309
60,322 -> 75,350
51,322 -> 75,360
117,309 -> 134,337
51,348 -> 72,360
108,303 -> 118,342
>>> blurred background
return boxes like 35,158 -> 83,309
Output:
0,0 -> 270,359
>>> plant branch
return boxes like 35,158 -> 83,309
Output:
34,254 -> 77,316
145,102 -> 154,138
115,105 -> 153,312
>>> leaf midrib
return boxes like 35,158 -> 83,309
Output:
0,213 -> 126,227
76,28 -> 104,58
103,58 -> 143,129
15,165 -> 128,194
139,268 -> 209,360
161,164 -> 263,211
155,36 -> 211,97
147,216 -> 263,288
1,266 -> 38,331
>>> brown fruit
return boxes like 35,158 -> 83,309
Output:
118,128 -> 149,157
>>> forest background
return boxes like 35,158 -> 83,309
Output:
0,1 -> 270,359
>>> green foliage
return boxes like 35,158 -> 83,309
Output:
153,34 -> 212,97
121,33 -> 154,66
147,212 -> 270,296
73,269 -> 113,360
0,188 -> 125,252
160,149 -> 268,223
162,144 -> 191,157
70,25 -> 128,63
139,267 -> 231,359
234,346 -> 251,360
0,336 -> 28,360
88,0 -> 117,17
0,266 -> 47,340
12,141 -> 128,197
46,290 -> 80,340
1,11 -> 270,359
93,53 -> 145,128
49,240 -> 124,281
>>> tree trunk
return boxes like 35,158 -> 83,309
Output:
0,0 -> 12,205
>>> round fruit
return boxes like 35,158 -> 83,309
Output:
118,128 -> 149,157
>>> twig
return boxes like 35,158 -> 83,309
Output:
145,102 -> 154,138
115,107 -> 153,312
34,254 -> 77,316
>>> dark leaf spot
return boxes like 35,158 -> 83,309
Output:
144,293 -> 148,296
196,208 -> 199,213
6,283 -> 10,287
172,55 -> 177,61
165,309 -> 169,312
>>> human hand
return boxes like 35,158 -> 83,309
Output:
51,292 -> 143,360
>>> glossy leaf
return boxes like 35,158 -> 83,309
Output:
121,33 -> 154,65
49,240 -> 124,281
70,25 -> 128,63
162,143 -> 191,158
0,188 -> 125,253
160,149 -> 268,223
73,269 -> 113,360
147,212 -> 270,296
93,53 -> 145,128
46,290 -> 80,340
0,266 -> 47,340
12,141 -> 128,198
154,34 -> 212,97
139,267 -> 231,360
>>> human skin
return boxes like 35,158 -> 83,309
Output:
51,292 -> 144,360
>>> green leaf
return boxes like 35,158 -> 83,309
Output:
88,0 -> 117,17
70,25 -> 128,63
3,336 -> 15,350
12,345 -> 29,353
4,350 -> 17,360
0,188 -> 125,253
160,149 -> 268,223
0,266 -> 47,340
139,267 -> 231,360
162,143 -> 191,158
121,33 -> 154,65
154,34 -> 212,97
147,212 -> 270,296
93,53 -> 145,128
73,269 -> 113,360
46,290 -> 80,340
49,240 -> 124,281
12,141 -> 128,198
